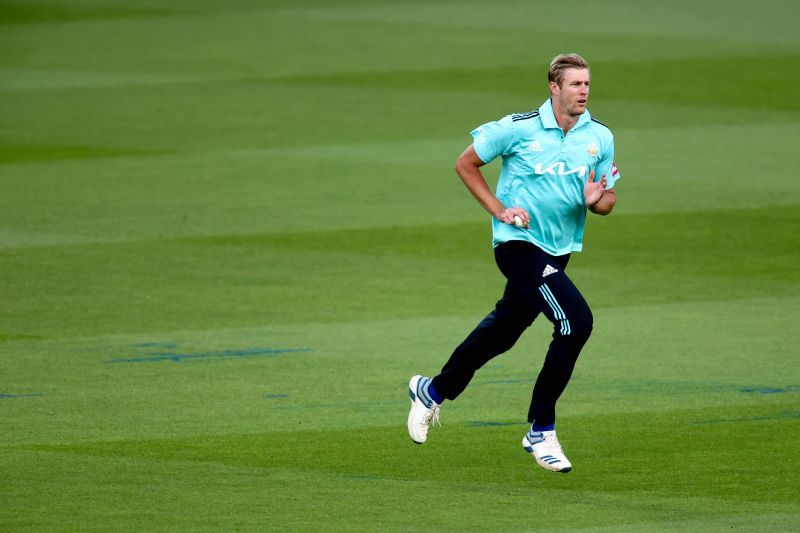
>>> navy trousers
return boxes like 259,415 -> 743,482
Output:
431,240 -> 593,426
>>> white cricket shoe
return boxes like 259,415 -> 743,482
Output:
407,375 -> 440,444
522,429 -> 572,473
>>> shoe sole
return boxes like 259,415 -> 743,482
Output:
408,399 -> 423,445
408,376 -> 425,444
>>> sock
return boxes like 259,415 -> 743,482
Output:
532,422 -> 555,433
426,380 -> 444,405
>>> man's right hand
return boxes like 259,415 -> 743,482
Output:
496,207 -> 530,228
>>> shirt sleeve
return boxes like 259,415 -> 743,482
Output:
470,115 -> 515,164
595,135 -> 621,189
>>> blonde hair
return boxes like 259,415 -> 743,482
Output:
548,53 -> 590,87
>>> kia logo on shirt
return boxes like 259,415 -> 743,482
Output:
534,162 -> 587,178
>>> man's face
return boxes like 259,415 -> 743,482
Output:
550,68 -> 590,117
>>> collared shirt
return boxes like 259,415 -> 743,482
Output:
471,98 -> 620,255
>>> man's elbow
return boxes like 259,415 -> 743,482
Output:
454,155 -> 477,179
590,204 -> 614,216
455,146 -> 485,176
454,154 -> 472,175
590,192 -> 616,215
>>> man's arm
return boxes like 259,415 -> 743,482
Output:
455,145 -> 530,227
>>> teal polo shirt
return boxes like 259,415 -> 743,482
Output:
471,98 -> 620,255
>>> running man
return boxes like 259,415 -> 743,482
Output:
407,53 -> 620,473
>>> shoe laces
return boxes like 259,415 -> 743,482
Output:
423,405 -> 441,428
543,432 -> 563,453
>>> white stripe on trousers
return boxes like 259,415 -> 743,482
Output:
539,283 -> 571,336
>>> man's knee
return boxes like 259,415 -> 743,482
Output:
559,304 -> 592,343
574,307 -> 593,341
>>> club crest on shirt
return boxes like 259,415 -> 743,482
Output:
586,143 -> 599,156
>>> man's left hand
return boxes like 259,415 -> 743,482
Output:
584,169 -> 607,207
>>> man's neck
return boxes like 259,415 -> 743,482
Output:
551,101 -> 579,134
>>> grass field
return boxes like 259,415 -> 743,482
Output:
1,0 -> 799,530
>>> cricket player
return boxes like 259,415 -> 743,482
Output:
407,53 -> 620,473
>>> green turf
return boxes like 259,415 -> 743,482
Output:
1,0 -> 799,530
